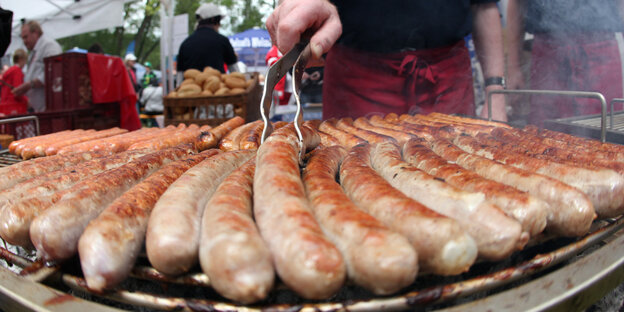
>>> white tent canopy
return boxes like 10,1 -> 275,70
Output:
2,0 -> 133,56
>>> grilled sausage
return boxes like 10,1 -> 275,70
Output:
304,145 -> 419,293
9,130 -> 72,155
196,116 -> 245,151
403,138 -> 548,237
45,128 -> 128,156
488,127 -> 624,172
525,125 -> 624,157
57,128 -> 158,154
199,158 -> 274,304
428,136 -> 595,237
146,149 -> 256,275
79,149 -> 220,292
427,112 -> 512,129
254,124 -> 346,299
319,118 -> 366,148
0,150 -> 105,192
370,141 -> 527,260
317,129 -> 342,147
20,130 -> 93,159
30,146 -> 195,261
219,121 -> 261,151
353,117 -> 414,145
336,117 -> 396,144
340,143 -> 477,274
239,121 -> 266,150
456,134 -> 624,218
128,125 -> 202,151
0,149 -> 151,221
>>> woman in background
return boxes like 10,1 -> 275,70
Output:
0,49 -> 28,115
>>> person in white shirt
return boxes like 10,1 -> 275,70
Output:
12,20 -> 62,112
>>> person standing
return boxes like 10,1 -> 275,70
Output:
124,53 -> 139,93
506,0 -> 624,127
176,3 -> 239,75
266,0 -> 507,121
0,49 -> 28,115
141,61 -> 157,89
12,20 -> 62,113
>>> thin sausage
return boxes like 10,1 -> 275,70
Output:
304,146 -> 418,293
340,143 -> 478,274
319,118 -> 366,148
403,138 -> 548,237
9,130 -> 72,155
457,134 -> 624,218
254,124 -> 345,299
0,149 -> 151,218
336,117 -> 396,144
146,149 -> 256,275
238,120 -> 265,150
78,149 -> 220,291
370,141 -> 527,260
353,117 -> 414,145
199,158 -> 275,304
428,136 -> 595,237
30,145 -> 195,261
0,150 -> 105,192
128,125 -> 201,151
45,128 -> 128,156
197,116 -> 245,151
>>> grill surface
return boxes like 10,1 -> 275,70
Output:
1,150 -> 624,311
544,111 -> 624,144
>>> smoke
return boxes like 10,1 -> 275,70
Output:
504,0 -> 624,126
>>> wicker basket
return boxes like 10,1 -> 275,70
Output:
163,72 -> 262,127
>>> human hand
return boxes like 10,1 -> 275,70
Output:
12,81 -> 30,97
266,0 -> 342,59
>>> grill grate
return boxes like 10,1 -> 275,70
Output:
544,112 -> 624,144
0,151 -> 22,167
0,217 -> 622,311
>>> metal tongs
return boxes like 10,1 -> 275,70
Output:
260,41 -> 311,160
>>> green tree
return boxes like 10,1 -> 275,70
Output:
176,0 -> 273,35
58,0 -> 162,67
55,0 -> 275,68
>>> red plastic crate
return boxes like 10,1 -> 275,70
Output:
44,52 -> 93,111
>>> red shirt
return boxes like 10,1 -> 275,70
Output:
0,65 -> 28,115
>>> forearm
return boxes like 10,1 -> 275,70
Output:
506,0 -> 527,72
472,3 -> 507,121
471,3 -> 505,80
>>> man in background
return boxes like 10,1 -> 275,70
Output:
12,20 -> 62,112
176,3 -> 239,76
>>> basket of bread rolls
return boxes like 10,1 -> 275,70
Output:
163,66 -> 261,127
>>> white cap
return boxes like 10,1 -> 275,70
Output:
196,3 -> 222,20
124,53 -> 137,62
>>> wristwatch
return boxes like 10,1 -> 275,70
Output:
484,76 -> 506,88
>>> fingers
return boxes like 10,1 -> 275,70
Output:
266,0 -> 341,58
309,9 -> 341,59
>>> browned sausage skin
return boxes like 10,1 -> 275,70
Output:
146,149 -> 256,276
340,143 -> 478,274
254,124 -> 346,299
303,145 -> 418,294
79,149 -> 220,292
199,158 -> 275,304
30,145 -> 195,262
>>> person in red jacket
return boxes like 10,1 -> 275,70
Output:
0,49 -> 28,115
265,45 -> 292,105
